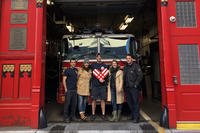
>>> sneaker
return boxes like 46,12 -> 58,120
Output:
64,118 -> 71,123
71,117 -> 79,122
90,114 -> 96,121
100,115 -> 107,121
132,118 -> 139,123
127,115 -> 134,120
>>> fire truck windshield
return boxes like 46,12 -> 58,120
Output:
62,34 -> 137,61
67,38 -> 97,60
99,38 -> 128,59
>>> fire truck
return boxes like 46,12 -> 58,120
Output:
57,33 -> 140,103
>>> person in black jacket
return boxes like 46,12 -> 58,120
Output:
123,54 -> 143,123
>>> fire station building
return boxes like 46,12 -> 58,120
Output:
0,0 -> 200,130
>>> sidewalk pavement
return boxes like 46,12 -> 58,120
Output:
0,122 -> 200,133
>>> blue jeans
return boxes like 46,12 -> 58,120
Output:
111,89 -> 122,111
78,95 -> 88,113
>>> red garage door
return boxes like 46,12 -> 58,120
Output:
169,0 -> 200,121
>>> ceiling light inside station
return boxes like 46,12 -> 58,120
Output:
124,15 -> 134,24
66,23 -> 74,33
119,23 -> 128,31
47,0 -> 51,5
47,0 -> 54,5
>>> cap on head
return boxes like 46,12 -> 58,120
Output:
96,53 -> 101,57
83,58 -> 89,64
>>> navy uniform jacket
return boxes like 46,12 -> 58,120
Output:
63,67 -> 78,90
123,62 -> 143,90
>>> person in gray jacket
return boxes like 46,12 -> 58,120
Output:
123,54 -> 143,123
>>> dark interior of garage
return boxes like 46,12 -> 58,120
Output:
45,0 -> 162,123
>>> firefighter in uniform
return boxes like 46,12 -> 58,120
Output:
123,54 -> 143,123
63,58 -> 78,123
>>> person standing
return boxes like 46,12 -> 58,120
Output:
77,59 -> 91,121
123,54 -> 143,123
107,60 -> 124,122
90,53 -> 109,121
63,58 -> 78,123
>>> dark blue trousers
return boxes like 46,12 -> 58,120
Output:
125,88 -> 140,120
64,90 -> 77,119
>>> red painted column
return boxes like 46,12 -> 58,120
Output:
0,1 -> 1,31
0,1 -> 1,52
157,0 -> 166,108
157,0 -> 177,128
40,1 -> 46,107
31,1 -> 45,129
